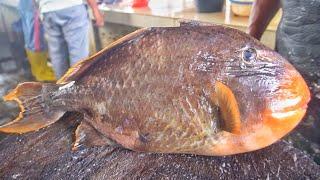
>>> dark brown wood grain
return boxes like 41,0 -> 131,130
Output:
0,113 -> 319,179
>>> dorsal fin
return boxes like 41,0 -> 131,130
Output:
214,81 -> 241,134
179,20 -> 215,27
57,28 -> 151,84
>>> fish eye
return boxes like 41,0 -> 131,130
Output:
242,47 -> 257,64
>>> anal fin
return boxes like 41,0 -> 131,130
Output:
73,121 -> 115,150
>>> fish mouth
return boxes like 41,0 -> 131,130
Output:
206,64 -> 311,156
262,64 -> 310,139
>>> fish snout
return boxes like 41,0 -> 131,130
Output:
263,63 -> 310,139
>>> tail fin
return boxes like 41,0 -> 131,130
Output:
0,82 -> 65,134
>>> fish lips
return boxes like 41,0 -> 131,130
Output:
246,62 -> 310,153
262,62 -> 310,140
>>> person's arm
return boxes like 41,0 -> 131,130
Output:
247,0 -> 280,40
87,0 -> 105,27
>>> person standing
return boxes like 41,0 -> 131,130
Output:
18,0 -> 56,82
37,0 -> 105,78
248,0 -> 320,160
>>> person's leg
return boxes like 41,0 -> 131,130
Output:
60,5 -> 90,66
18,0 -> 56,81
42,12 -> 69,79
25,50 -> 56,82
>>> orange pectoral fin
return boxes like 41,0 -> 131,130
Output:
214,81 -> 241,134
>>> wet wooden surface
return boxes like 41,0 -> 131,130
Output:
0,113 -> 319,179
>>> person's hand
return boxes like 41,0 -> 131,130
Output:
87,0 -> 105,27
93,11 -> 104,27
247,25 -> 262,40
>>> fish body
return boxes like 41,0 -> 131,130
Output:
0,24 -> 310,156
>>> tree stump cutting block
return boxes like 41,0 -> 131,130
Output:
0,113 -> 319,179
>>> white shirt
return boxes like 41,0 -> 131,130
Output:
36,0 -> 84,13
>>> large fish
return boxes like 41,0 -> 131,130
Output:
0,23 -> 310,156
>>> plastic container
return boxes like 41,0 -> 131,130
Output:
148,0 -> 184,12
230,0 -> 253,17
195,0 -> 224,13
132,0 -> 148,8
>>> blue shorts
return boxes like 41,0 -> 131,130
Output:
18,0 -> 47,52
42,4 -> 90,78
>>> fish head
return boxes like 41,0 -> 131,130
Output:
213,42 -> 310,155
